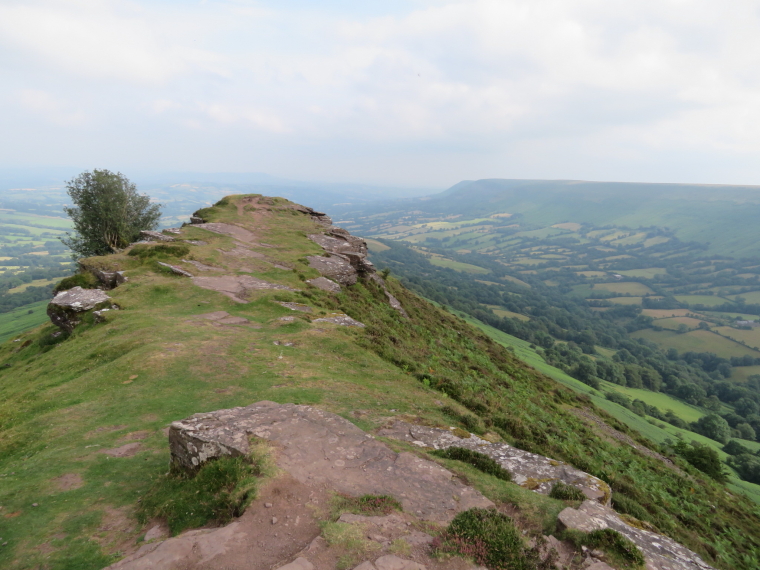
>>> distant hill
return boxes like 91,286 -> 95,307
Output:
339,179 -> 760,258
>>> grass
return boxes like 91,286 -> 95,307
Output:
548,481 -> 585,502
137,453 -> 267,535
433,508 -> 540,569
594,282 -> 654,295
428,257 -> 490,274
430,447 -> 512,481
562,528 -> 644,568
0,300 -> 50,344
331,494 -> 403,517
674,295 -> 732,307
600,382 -> 707,423
652,317 -> 707,331
7,278 -> 59,294
631,329 -> 759,359
732,365 -> 760,382
642,309 -> 703,318
617,268 -> 667,278
729,291 -> 760,304
714,326 -> 760,350
607,297 -> 643,305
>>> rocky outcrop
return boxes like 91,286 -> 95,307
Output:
139,230 -> 175,242
306,276 -> 341,293
313,314 -> 365,327
558,500 -> 715,570
169,401 -> 492,522
307,229 -> 375,285
378,419 -> 610,505
191,275 -> 297,303
47,286 -> 112,333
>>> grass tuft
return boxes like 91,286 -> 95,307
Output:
548,481 -> 585,502
563,528 -> 645,568
431,447 -> 511,482
137,452 -> 268,536
332,493 -> 403,517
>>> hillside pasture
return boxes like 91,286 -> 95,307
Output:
653,317 -> 708,331
617,268 -> 667,278
0,300 -> 50,344
632,329 -> 759,359
729,290 -> 760,304
576,271 -> 608,278
7,278 -> 59,294
642,309 -> 704,318
501,275 -> 531,288
713,327 -> 760,351
607,297 -> 644,305
601,382 -> 707,423
365,238 -> 390,252
732,365 -> 760,382
428,257 -> 490,274
491,308 -> 530,321
551,222 -> 581,231
675,295 -> 732,307
594,282 -> 654,295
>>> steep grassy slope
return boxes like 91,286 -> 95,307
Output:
2,195 -> 760,569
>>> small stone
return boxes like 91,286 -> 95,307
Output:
272,516 -> 278,524
265,502 -> 273,508
32,503 -> 38,507
273,557 -> 314,570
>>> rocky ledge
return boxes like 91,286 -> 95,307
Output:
47,286 -> 113,333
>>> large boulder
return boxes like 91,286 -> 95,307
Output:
47,286 -> 112,333
169,401 -> 493,522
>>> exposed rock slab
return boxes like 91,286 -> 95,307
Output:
190,311 -> 251,325
558,500 -> 715,570
194,223 -> 257,243
191,275 -> 297,303
278,302 -> 312,313
47,287 -> 112,333
169,401 -> 493,522
313,314 -> 365,327
182,259 -> 219,272
307,255 -> 358,286
306,276 -> 341,293
140,230 -> 175,242
378,419 -> 610,505
157,262 -> 193,277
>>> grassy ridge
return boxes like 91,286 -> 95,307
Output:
2,195 -> 760,569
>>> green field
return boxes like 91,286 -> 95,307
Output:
617,268 -> 667,278
0,300 -> 50,344
632,329 -> 759,359
607,297 -> 643,305
714,326 -> 760,350
428,257 -> 490,274
675,295 -> 732,307
654,317 -> 706,331
595,282 -> 654,295
602,382 -> 707,423
729,291 -> 760,304
732,365 -> 760,382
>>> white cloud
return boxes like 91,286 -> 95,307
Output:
2,0 -> 760,185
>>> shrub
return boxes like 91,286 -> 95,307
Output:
432,447 -> 511,481
548,481 -> 585,501
53,272 -> 98,293
563,528 -> 645,567
137,455 -> 265,535
128,243 -> 190,259
672,440 -> 728,483
723,439 -> 753,456
333,494 -> 403,517
434,508 -> 536,569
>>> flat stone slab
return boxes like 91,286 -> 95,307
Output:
307,255 -> 357,286
169,401 -> 493,522
558,500 -> 715,570
182,259 -> 219,272
191,275 -> 297,303
378,420 -> 610,505
278,302 -> 312,313
313,314 -> 365,327
157,262 -> 193,277
194,223 -> 257,243
191,311 -> 251,326
306,276 -> 341,293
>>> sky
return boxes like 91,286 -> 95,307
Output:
2,0 -> 760,189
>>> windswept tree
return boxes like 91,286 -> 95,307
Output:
61,170 -> 162,258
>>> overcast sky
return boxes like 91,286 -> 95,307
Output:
2,0 -> 760,188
